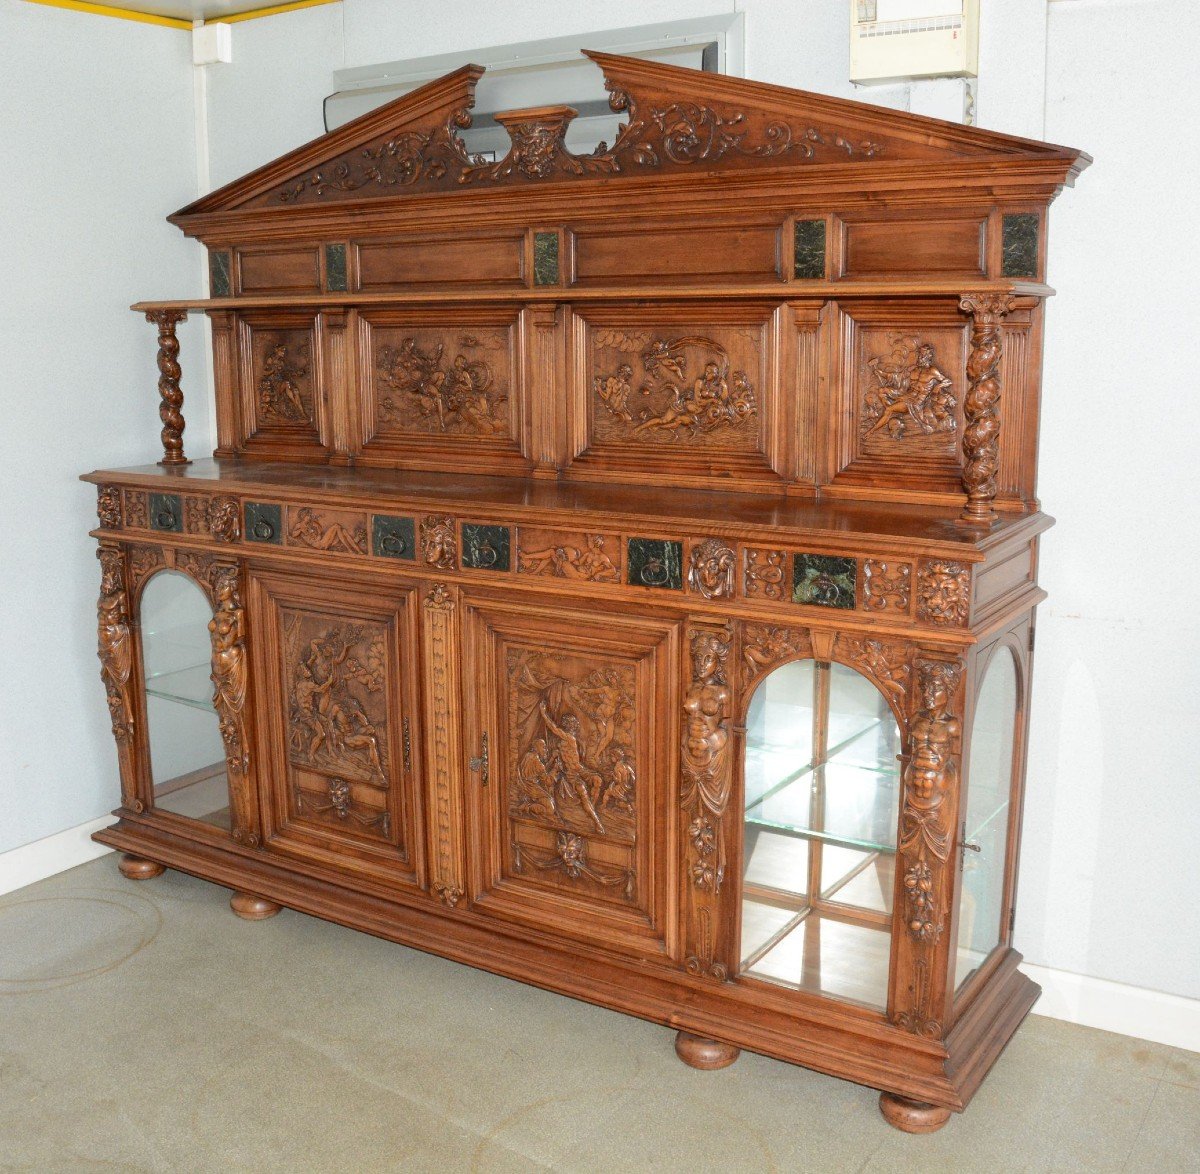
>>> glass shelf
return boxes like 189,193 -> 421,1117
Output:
145,663 -> 214,711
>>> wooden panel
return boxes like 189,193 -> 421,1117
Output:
566,303 -> 785,491
356,232 -> 524,290
516,527 -> 623,584
251,570 -> 423,888
232,311 -> 330,459
826,301 -> 969,498
841,217 -> 985,279
572,222 -> 781,285
463,594 -> 680,960
356,307 -> 532,476
236,245 -> 321,295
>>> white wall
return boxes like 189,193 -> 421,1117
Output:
0,3 -> 203,854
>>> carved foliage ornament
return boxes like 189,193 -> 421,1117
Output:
512,831 -> 635,899
97,486 -> 122,529
272,87 -> 885,204
862,560 -> 912,613
743,549 -> 786,601
681,628 -> 733,892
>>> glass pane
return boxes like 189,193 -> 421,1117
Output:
140,571 -> 230,830
955,648 -> 1019,992
741,660 -> 901,1010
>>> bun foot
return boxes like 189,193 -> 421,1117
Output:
117,854 -> 165,881
674,1030 -> 740,1070
879,1092 -> 952,1133
230,892 -> 281,920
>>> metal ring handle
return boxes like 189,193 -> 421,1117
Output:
252,519 -> 275,541
639,558 -> 668,586
380,533 -> 408,556
475,541 -> 498,568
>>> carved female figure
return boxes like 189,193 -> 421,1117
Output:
209,567 -> 247,766
97,549 -> 134,740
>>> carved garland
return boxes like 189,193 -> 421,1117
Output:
424,584 -> 464,907
958,293 -> 1016,524
512,832 -> 635,899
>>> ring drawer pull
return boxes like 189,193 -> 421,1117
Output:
381,533 -> 408,556
253,519 -> 275,541
640,558 -> 668,586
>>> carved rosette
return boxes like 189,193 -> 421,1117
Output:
681,625 -> 734,982
861,560 -> 912,613
96,545 -> 141,813
890,658 -> 964,1039
209,565 -> 258,848
96,486 -> 122,529
958,293 -> 1016,524
421,515 -> 457,570
207,496 -> 241,543
917,560 -> 971,627
687,538 -> 736,600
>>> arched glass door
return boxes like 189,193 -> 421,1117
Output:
955,647 -> 1020,992
139,570 -> 230,830
741,659 -> 902,1010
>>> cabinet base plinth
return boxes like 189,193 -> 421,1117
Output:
230,892 -> 282,920
674,1030 -> 740,1070
117,854 -> 165,880
879,1092 -> 952,1133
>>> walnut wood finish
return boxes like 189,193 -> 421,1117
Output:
117,853 -> 165,880
85,52 -> 1084,1135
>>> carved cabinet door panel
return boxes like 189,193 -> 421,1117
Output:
249,569 -> 424,890
461,592 -> 682,962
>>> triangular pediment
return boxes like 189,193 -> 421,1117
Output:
174,50 -> 1088,223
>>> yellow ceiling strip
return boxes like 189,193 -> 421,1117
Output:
219,0 -> 341,23
21,0 -> 191,29
20,0 -> 340,30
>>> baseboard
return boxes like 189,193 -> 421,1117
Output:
0,815 -> 116,897
1023,962 -> 1200,1054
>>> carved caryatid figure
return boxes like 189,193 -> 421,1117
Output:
688,538 -> 736,600
863,339 -> 956,440
901,661 -> 962,868
209,566 -> 248,770
96,547 -> 134,743
681,629 -> 733,891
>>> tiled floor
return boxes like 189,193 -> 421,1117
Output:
0,856 -> 1196,1172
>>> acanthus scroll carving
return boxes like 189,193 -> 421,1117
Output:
861,560 -> 912,613
688,538 -> 736,601
681,628 -> 733,892
271,85 -> 886,206
958,293 -> 1016,524
743,549 -> 785,600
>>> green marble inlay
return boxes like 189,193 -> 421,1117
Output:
209,250 -> 231,297
371,514 -> 415,560
324,243 -> 348,292
793,219 -> 827,280
792,554 -> 857,609
149,493 -> 182,533
626,538 -> 683,590
533,231 -> 560,286
244,501 -> 282,545
462,523 -> 511,572
1001,213 -> 1039,278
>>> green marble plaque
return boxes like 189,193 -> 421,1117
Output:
792,554 -> 857,609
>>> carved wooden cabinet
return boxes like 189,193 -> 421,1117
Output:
86,52 -> 1088,1132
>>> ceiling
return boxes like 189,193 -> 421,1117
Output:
56,0 -> 338,23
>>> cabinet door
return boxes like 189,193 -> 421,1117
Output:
250,569 -> 424,889
462,593 -> 681,960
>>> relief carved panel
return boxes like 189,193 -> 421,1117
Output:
917,560 -> 971,627
251,332 -> 315,429
374,328 -> 511,438
590,328 -> 761,450
743,548 -> 786,601
861,559 -> 912,613
516,529 -> 621,583
288,507 -> 368,555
